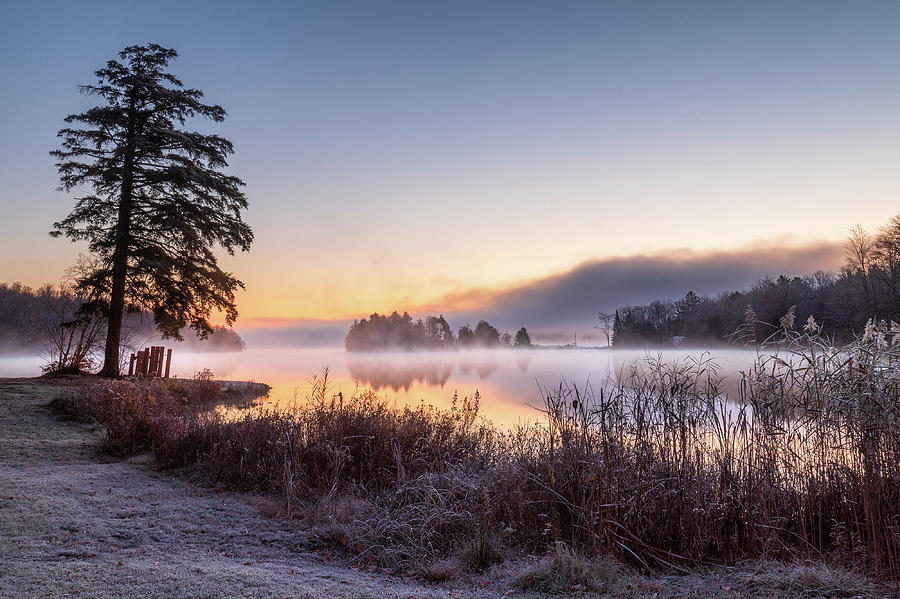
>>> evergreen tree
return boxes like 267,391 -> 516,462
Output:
612,310 -> 623,346
514,327 -> 532,347
51,44 -> 253,376
680,290 -> 703,313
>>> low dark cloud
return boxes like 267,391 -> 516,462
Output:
443,241 -> 845,337
239,241 -> 844,347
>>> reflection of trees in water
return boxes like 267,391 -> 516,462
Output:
516,355 -> 531,373
347,358 -> 454,392
348,351 -> 510,393
458,359 -> 499,379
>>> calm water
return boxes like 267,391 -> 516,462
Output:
0,347 -> 762,425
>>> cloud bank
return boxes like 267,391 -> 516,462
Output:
443,241 -> 844,338
239,241 -> 844,347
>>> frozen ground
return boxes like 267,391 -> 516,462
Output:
0,377 -> 894,599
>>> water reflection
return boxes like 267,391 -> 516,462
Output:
346,352 -> 518,392
457,358 -> 500,379
347,356 -> 454,391
0,347 -> 764,427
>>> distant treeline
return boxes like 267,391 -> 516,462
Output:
0,282 -> 245,355
345,311 -> 532,351
610,215 -> 900,346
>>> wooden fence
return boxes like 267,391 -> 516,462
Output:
128,346 -> 172,377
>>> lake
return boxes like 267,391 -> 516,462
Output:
0,346 -> 763,426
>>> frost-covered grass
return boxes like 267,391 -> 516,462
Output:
54,325 -> 900,582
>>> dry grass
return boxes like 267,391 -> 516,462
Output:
509,542 -> 620,594
52,329 -> 900,585
0,378 -> 484,599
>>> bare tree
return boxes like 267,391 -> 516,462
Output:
873,215 -> 900,313
845,224 -> 875,313
595,311 -> 614,347
649,300 -> 669,328
38,287 -> 106,374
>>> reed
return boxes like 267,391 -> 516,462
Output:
54,326 -> 900,580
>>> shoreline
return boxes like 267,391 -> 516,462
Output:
1,376 -> 895,598
0,377 -> 485,599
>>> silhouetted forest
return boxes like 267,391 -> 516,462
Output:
0,282 -> 245,355
609,215 -> 900,346
345,311 -> 532,351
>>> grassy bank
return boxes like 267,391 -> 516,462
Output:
52,329 -> 900,586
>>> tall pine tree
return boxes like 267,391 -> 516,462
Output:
51,44 -> 253,376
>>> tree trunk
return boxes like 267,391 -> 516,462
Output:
98,220 -> 130,376
99,99 -> 137,377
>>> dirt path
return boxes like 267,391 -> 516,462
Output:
0,378 -> 484,599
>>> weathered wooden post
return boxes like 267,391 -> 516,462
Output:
149,346 -> 159,377
140,348 -> 150,376
133,346 -> 173,377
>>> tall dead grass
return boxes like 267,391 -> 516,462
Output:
54,329 -> 900,580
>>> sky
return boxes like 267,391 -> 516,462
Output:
2,1 -> 899,337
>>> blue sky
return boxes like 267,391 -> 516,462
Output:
2,1 -> 899,322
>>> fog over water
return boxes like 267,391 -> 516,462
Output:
0,346 -> 763,426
